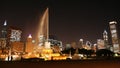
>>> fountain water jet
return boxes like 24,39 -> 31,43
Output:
37,8 -> 49,47
23,8 -> 67,60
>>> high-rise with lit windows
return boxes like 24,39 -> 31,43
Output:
109,21 -> 119,53
25,34 -> 35,53
103,30 -> 109,49
0,20 -> 7,48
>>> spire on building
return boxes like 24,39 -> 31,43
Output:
0,20 -> 8,48
103,30 -> 108,41
103,30 -> 107,34
28,34 -> 32,38
103,30 -> 109,49
1,20 -> 7,38
27,34 -> 32,43
4,20 -> 7,26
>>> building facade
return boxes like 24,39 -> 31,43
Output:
109,21 -> 120,53
25,34 -> 35,53
103,30 -> 109,49
0,20 -> 8,48
97,39 -> 105,49
7,26 -> 23,53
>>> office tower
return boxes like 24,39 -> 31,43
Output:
97,39 -> 105,49
65,44 -> 71,50
71,42 -> 76,49
8,27 -> 22,42
6,26 -> 24,55
7,27 -> 23,53
103,30 -> 109,49
0,20 -> 7,48
1,20 -> 7,38
38,35 -> 45,46
109,21 -> 119,53
11,41 -> 24,53
79,39 -> 83,49
93,44 -> 97,52
48,39 -> 63,51
25,34 -> 34,53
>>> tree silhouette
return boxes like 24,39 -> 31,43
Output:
96,49 -> 114,57
61,47 -> 76,55
78,48 -> 87,55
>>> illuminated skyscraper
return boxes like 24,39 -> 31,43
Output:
65,44 -> 71,50
97,39 -> 105,49
93,44 -> 97,52
71,42 -> 77,49
25,34 -> 35,53
38,35 -> 45,46
1,20 -> 7,38
0,20 -> 7,48
7,26 -> 23,54
11,41 -> 24,53
109,21 -> 119,53
7,26 -> 22,42
103,30 -> 109,49
79,39 -> 83,49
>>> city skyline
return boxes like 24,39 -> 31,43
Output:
0,0 -> 120,44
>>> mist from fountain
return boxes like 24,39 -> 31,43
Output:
35,8 -> 50,48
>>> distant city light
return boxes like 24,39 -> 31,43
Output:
79,39 -> 83,41
114,53 -> 119,57
0,6 -> 120,62
94,44 -> 97,46
32,40 -> 35,43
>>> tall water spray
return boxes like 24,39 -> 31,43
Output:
37,8 -> 50,48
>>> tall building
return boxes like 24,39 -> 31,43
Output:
103,30 -> 109,49
7,26 -> 23,53
97,39 -> 105,49
11,41 -> 24,53
93,44 -> 97,52
38,35 -> 45,46
25,34 -> 35,53
109,21 -> 120,53
65,44 -> 71,50
48,39 -> 63,51
1,20 -> 7,38
0,20 -> 7,48
79,39 -> 83,49
7,26 -> 22,43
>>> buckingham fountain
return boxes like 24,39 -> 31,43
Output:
22,8 -> 67,61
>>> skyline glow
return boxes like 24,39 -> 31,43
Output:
0,0 -> 120,44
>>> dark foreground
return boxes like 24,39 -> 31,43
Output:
0,58 -> 120,68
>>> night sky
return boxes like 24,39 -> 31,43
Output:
0,0 -> 120,45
